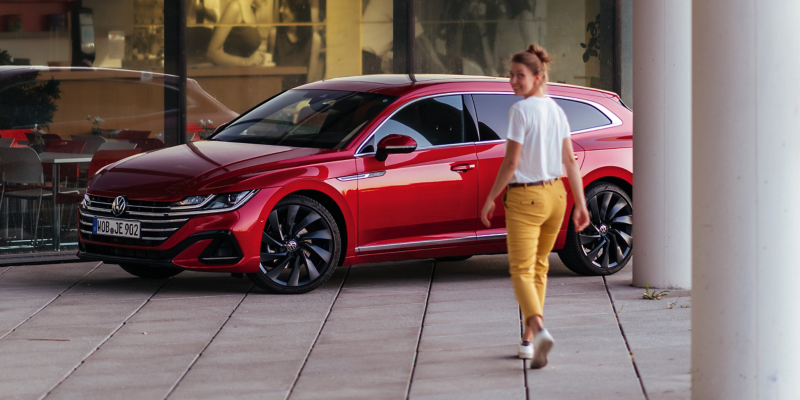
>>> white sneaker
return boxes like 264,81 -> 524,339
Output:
531,329 -> 554,369
518,340 -> 533,359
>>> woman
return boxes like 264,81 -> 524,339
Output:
480,44 -> 590,369
273,0 -> 323,86
206,0 -> 274,67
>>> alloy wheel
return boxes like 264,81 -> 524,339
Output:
260,204 -> 334,288
579,190 -> 633,270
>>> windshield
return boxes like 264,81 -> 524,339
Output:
210,89 -> 396,149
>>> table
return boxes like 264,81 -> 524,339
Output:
39,152 -> 93,250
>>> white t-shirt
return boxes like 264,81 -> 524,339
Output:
505,96 -> 571,183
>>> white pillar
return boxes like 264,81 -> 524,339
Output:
631,0 -> 692,289
692,0 -> 800,398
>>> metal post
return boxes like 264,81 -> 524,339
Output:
164,0 -> 187,147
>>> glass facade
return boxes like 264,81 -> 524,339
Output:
0,0 -> 620,259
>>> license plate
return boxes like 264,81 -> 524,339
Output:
93,218 -> 141,239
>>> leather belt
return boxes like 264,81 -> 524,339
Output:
508,180 -> 554,188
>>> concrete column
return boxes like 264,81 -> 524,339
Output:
631,0 -> 691,289
692,0 -> 800,398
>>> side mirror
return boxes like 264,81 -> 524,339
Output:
376,134 -> 417,162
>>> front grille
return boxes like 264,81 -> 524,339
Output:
79,195 -> 189,247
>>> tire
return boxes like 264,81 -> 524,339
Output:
558,182 -> 633,276
119,263 -> 183,279
434,255 -> 473,262
247,195 -> 342,294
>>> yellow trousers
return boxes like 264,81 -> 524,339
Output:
505,180 -> 567,321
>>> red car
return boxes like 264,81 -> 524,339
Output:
78,75 -> 632,294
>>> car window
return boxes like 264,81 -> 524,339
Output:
212,89 -> 396,149
472,94 -> 522,141
472,94 -> 613,140
552,98 -> 611,132
368,95 -> 465,151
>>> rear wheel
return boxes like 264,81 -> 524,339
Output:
558,182 -> 633,275
247,195 -> 341,294
119,263 -> 183,279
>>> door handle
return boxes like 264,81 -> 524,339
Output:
451,164 -> 476,173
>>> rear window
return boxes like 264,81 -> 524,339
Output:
211,89 -> 396,149
472,94 -> 613,140
552,98 -> 612,132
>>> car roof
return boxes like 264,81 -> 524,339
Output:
299,74 -> 620,99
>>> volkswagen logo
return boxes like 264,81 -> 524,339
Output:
599,224 -> 609,236
285,240 -> 298,252
111,196 -> 128,216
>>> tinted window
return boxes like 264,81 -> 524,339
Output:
212,89 -> 396,149
472,94 -> 522,141
369,95 -> 465,150
553,98 -> 612,131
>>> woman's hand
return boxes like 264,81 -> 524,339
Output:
480,199 -> 495,228
572,204 -> 590,232
243,52 -> 265,66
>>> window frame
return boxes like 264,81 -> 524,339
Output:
355,93 -> 477,156
468,92 -> 624,143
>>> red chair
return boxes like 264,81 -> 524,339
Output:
186,124 -> 202,133
0,129 -> 31,147
87,149 -> 142,179
126,138 -> 164,152
115,130 -> 151,140
24,132 -> 61,145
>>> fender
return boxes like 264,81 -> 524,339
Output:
254,178 -> 358,261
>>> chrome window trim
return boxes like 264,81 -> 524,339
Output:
355,91 -> 624,156
356,236 -> 475,253
355,92 -> 481,156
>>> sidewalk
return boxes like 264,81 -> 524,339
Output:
0,255 -> 690,400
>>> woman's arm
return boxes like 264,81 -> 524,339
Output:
480,139 -> 522,227
207,0 -> 262,66
562,137 -> 590,231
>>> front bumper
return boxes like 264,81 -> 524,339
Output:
77,188 -> 280,273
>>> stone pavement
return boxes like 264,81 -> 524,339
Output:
0,255 -> 690,400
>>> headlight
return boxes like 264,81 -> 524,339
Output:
169,190 -> 257,213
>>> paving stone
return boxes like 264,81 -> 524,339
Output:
410,371 -> 524,397
0,257 -> 690,400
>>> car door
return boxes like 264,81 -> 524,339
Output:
355,95 -> 479,253
471,93 -> 587,242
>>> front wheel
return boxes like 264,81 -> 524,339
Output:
558,182 -> 633,275
247,195 -> 342,294
119,263 -> 183,279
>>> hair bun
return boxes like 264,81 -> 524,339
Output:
526,44 -> 552,64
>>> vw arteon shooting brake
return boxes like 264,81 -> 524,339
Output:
78,75 -> 633,294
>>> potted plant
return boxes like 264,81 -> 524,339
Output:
87,115 -> 105,135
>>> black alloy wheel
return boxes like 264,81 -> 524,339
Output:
558,182 -> 633,276
119,263 -> 183,279
247,195 -> 341,294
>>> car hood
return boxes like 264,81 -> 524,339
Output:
89,141 -> 339,199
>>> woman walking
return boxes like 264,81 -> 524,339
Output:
480,44 -> 590,369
